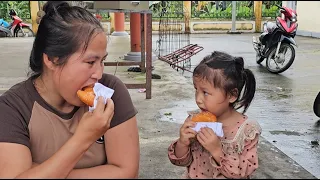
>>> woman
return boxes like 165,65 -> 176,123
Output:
0,1 -> 139,178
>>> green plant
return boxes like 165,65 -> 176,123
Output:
0,1 -> 30,21
151,1 -> 184,19
191,1 -> 255,20
237,6 -> 253,18
263,5 -> 279,17
151,1 -> 279,21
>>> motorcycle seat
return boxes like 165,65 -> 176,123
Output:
264,21 -> 277,33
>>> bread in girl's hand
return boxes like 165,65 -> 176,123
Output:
77,86 -> 95,107
191,111 -> 217,122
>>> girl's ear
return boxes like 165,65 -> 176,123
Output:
229,89 -> 238,103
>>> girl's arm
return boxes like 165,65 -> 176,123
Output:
174,139 -> 191,158
67,117 -> 140,178
168,139 -> 193,167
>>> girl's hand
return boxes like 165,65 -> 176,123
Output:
197,127 -> 222,155
178,116 -> 197,147
74,97 -> 114,145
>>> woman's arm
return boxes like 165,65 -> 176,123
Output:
67,116 -> 140,178
0,135 -> 92,178
0,97 -> 114,179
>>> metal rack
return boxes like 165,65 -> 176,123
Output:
159,44 -> 203,73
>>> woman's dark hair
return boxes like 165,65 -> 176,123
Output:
193,51 -> 256,113
29,1 -> 104,77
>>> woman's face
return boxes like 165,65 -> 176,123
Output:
52,32 -> 108,107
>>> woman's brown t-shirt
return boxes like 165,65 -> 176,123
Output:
0,73 -> 138,169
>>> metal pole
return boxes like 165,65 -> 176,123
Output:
140,13 -> 146,73
231,1 -> 236,32
146,13 -> 152,99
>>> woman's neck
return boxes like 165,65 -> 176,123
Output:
34,75 -> 75,114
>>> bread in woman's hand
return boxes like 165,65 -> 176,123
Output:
191,111 -> 217,122
77,86 -> 95,107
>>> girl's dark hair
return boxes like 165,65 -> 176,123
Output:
29,1 -> 104,77
193,51 -> 256,113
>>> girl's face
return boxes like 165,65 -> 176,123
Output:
193,76 -> 236,117
52,32 -> 108,107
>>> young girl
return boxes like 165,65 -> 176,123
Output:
168,51 -> 262,179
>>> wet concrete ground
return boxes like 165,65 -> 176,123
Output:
0,34 -> 319,178
153,33 -> 320,178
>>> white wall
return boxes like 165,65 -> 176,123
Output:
296,1 -> 320,32
296,1 -> 320,38
282,1 -> 296,10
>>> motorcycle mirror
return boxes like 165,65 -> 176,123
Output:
276,4 -> 283,9
314,92 -> 320,118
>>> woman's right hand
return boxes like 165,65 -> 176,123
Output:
178,116 -> 197,147
75,96 -> 115,144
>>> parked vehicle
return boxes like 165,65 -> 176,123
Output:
314,92 -> 320,128
0,9 -> 34,38
0,18 -> 10,28
314,92 -> 320,118
252,5 -> 298,74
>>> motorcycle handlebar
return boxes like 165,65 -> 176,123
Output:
276,4 -> 284,10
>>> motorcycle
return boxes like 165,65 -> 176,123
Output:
0,10 -> 34,38
314,92 -> 320,118
0,18 -> 10,37
0,18 -> 10,28
252,4 -> 298,74
314,92 -> 320,128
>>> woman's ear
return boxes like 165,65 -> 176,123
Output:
229,89 -> 238,103
43,53 -> 58,71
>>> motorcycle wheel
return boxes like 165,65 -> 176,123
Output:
15,27 -> 34,37
314,92 -> 320,118
0,31 -> 7,37
256,52 -> 264,64
266,42 -> 295,74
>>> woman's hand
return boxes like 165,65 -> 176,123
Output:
32,162 -> 39,168
196,127 -> 222,155
178,116 -> 197,147
75,97 -> 114,145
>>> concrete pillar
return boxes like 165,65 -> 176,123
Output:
124,13 -> 156,61
183,1 -> 191,34
254,1 -> 262,33
30,1 -> 39,34
111,12 -> 128,36
109,12 -> 115,34
124,13 -> 143,61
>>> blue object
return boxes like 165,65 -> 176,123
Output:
0,19 -> 10,28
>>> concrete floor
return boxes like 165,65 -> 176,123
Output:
0,33 -> 319,179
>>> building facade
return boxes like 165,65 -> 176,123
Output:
283,1 -> 320,38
